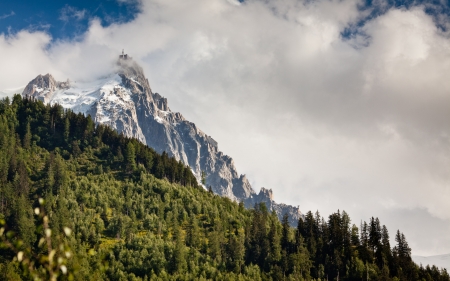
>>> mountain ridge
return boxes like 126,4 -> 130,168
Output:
21,56 -> 303,224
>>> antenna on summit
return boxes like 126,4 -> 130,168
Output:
119,49 -> 131,60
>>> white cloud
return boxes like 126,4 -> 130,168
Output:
1,0 -> 450,256
0,11 -> 15,20
59,5 -> 87,22
0,30 -> 52,90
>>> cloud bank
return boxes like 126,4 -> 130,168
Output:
1,0 -> 450,256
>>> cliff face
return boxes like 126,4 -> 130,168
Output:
248,188 -> 302,225
22,74 -> 70,103
22,57 -> 303,224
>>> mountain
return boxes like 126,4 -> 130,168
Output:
3,97 -> 446,280
413,254 -> 450,271
21,55 -> 303,224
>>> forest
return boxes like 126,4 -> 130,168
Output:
0,95 -> 448,280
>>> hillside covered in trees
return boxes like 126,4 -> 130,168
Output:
0,95 -> 448,280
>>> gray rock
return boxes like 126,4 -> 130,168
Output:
22,56 -> 303,225
22,74 -> 52,102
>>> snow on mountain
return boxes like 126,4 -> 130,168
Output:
21,55 -> 303,224
413,254 -> 450,271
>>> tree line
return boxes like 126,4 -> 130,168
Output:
0,95 -> 448,280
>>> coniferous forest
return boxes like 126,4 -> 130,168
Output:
0,95 -> 448,280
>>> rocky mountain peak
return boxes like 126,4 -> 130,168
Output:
21,55 -> 304,225
153,93 -> 168,111
33,73 -> 56,86
259,187 -> 274,201
23,73 -> 59,103
117,59 -> 150,87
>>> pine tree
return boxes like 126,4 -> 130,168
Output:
247,203 -> 269,268
208,230 -> 221,263
172,224 -> 186,273
53,154 -> 67,194
303,211 -> 318,258
268,215 -> 281,265
63,116 -> 70,144
381,225 -> 392,268
44,154 -> 55,192
395,230 -> 411,260
226,228 -> 245,274
281,213 -> 291,252
23,121 -> 31,149
279,213 -> 295,276
293,234 -> 312,280
369,217 -> 382,252
296,217 -> 305,242
351,224 -> 360,246
72,140 -> 81,156
186,215 -> 200,249
361,221 -> 368,248
125,142 -> 136,172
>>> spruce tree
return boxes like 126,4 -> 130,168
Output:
23,121 -> 31,149
63,116 -> 70,144
269,214 -> 281,265
351,224 -> 360,246
186,215 -> 200,249
125,142 -> 136,172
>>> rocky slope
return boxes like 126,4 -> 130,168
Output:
22,56 -> 303,224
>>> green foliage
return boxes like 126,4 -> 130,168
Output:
0,198 -> 74,281
201,170 -> 206,186
0,96 -> 448,280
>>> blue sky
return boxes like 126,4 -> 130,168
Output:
0,0 -> 140,40
2,0 -> 448,42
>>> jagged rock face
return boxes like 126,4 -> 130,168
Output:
22,74 -> 70,103
248,188 -> 303,225
22,58 -> 303,225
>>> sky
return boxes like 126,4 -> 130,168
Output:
1,0 -> 450,257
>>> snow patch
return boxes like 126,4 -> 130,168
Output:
50,74 -> 125,115
154,116 -> 164,124
34,86 -> 44,93
129,77 -> 141,85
